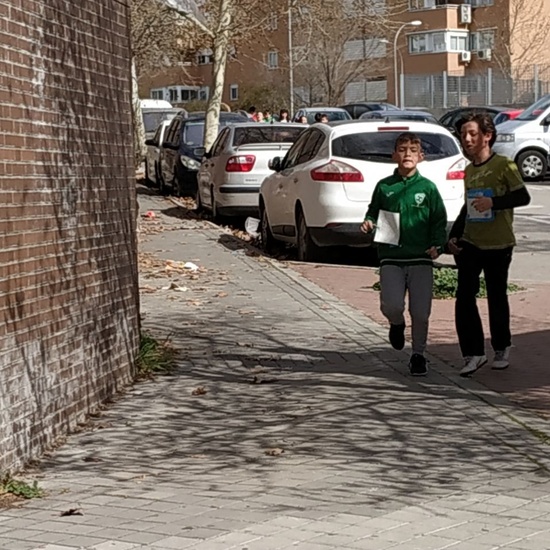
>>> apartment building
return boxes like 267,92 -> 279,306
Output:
137,11 -> 290,109
140,0 -> 550,110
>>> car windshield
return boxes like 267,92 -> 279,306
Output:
332,131 -> 460,163
306,111 -> 350,124
142,110 -> 178,133
183,122 -> 205,146
516,96 -> 550,121
233,126 -> 304,146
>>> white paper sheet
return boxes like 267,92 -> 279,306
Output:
374,210 -> 400,246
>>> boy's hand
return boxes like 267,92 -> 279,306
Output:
360,220 -> 375,233
426,246 -> 440,260
447,238 -> 462,255
472,196 -> 493,212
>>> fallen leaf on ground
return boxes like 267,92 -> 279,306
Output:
237,342 -> 253,348
82,456 -> 102,463
264,448 -> 284,456
238,309 -> 256,315
60,509 -> 83,517
248,376 -> 279,385
191,386 -> 207,396
186,300 -> 203,307
217,291 -> 229,298
139,285 -> 157,294
162,282 -> 189,292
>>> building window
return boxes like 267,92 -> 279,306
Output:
197,49 -> 213,65
267,51 -> 279,69
409,31 -> 469,54
409,0 -> 435,9
151,89 -> 164,100
345,79 -> 387,102
344,0 -> 386,17
169,88 -> 178,103
199,87 -> 209,101
267,13 -> 278,30
464,0 -> 493,6
344,38 -> 387,61
230,84 -> 238,101
470,29 -> 495,51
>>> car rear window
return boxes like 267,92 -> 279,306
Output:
332,131 -> 460,163
306,111 -> 350,124
233,126 -> 304,146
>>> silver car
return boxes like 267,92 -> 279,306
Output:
197,123 -> 306,219
144,120 -> 171,187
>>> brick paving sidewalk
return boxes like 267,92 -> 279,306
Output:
2,192 -> 550,550
292,264 -> 550,418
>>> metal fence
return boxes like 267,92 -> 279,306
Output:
402,65 -> 550,115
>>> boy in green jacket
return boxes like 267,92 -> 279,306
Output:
361,132 -> 448,376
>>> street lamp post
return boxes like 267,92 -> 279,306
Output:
288,0 -> 294,116
393,20 -> 422,108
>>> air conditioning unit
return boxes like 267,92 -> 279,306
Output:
460,51 -> 472,63
460,4 -> 472,24
477,48 -> 492,61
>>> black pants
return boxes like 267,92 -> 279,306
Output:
455,242 -> 513,357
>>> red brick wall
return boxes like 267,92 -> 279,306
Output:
0,0 -> 139,471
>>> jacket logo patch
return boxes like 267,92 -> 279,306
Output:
414,193 -> 426,207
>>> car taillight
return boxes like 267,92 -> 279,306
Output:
310,160 -> 364,182
225,155 -> 256,172
447,158 -> 466,180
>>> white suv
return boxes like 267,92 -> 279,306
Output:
259,120 -> 465,262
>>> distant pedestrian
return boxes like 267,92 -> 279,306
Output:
299,115 -> 308,124
448,112 -> 531,377
256,111 -> 265,123
314,113 -> 323,123
361,132 -> 447,376
248,106 -> 258,121
264,110 -> 274,123
279,109 -> 290,123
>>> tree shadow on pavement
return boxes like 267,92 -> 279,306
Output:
37,310 -> 550,518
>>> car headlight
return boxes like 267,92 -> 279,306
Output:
180,155 -> 201,170
496,134 -> 515,143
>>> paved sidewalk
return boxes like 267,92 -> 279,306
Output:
2,190 -> 550,550
292,264 -> 550,418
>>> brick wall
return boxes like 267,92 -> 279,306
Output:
0,0 -> 139,471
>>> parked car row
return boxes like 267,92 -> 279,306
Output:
143,94 -> 550,263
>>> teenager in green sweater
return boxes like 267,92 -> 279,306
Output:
361,132 -> 448,376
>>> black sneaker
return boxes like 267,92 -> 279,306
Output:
389,323 -> 406,350
409,354 -> 428,376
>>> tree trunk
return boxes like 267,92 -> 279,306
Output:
203,0 -> 232,151
131,57 -> 147,169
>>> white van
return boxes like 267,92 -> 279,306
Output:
493,95 -> 550,180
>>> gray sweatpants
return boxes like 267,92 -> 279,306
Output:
379,264 -> 433,354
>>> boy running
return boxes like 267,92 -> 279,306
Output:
361,132 -> 447,376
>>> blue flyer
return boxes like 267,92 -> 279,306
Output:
467,188 -> 494,222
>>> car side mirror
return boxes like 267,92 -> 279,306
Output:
541,115 -> 550,126
145,138 -> 156,146
194,146 -> 207,158
268,156 -> 282,171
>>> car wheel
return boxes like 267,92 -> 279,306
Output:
517,150 -> 547,180
145,161 -> 153,186
195,185 -> 203,212
158,170 -> 168,196
211,186 -> 225,225
296,206 -> 323,263
260,201 -> 279,255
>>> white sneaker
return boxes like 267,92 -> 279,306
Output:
492,347 -> 511,370
460,355 -> 487,377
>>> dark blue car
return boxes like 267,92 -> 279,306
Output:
160,112 -> 248,196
